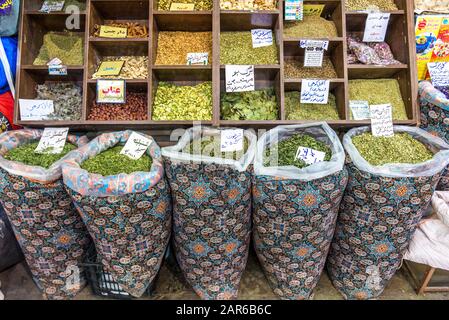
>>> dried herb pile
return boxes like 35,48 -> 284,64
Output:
92,56 -> 148,79
220,0 -> 277,10
36,83 -> 82,121
345,0 -> 398,11
284,57 -> 338,79
4,142 -> 77,169
33,32 -> 84,66
264,134 -> 332,168
152,82 -> 212,120
88,92 -> 148,121
155,32 -> 212,65
81,146 -> 153,176
158,0 -> 213,10
352,132 -> 434,166
183,135 -> 249,160
285,91 -> 340,120
93,22 -> 148,38
221,88 -> 278,120
220,32 -> 279,65
284,16 -> 338,38
349,79 -> 408,120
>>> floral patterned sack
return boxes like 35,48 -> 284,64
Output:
62,131 -> 171,298
0,129 -> 90,300
162,127 -> 257,300
253,123 -> 348,299
327,126 -> 449,300
419,81 -> 449,190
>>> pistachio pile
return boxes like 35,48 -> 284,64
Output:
220,0 -> 277,10
152,82 -> 212,120
36,83 -> 83,121
284,57 -> 338,79
345,0 -> 398,11
284,16 -> 338,38
285,92 -> 340,121
93,22 -> 148,38
183,135 -> 249,160
92,56 -> 148,79
88,92 -> 148,121
33,32 -> 84,66
221,88 -> 278,120
158,0 -> 213,10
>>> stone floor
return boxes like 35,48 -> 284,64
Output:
1,250 -> 449,300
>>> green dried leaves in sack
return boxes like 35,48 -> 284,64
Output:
183,135 -> 249,160
283,16 -> 338,39
4,142 -> 77,169
36,83 -> 82,121
221,88 -> 278,120
264,134 -> 332,169
33,31 -> 84,66
80,146 -> 153,176
285,91 -> 340,121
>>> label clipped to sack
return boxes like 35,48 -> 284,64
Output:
95,60 -> 125,77
120,131 -> 152,160
295,146 -> 326,165
19,99 -> 54,121
363,13 -> 390,42
96,79 -> 126,104
370,104 -> 394,137
186,52 -> 209,65
220,129 -> 244,153
300,40 -> 329,67
303,4 -> 325,16
428,62 -> 449,87
251,29 -> 273,48
40,0 -> 65,12
350,100 -> 370,120
300,79 -> 330,104
99,25 -> 128,38
35,127 -> 69,154
225,65 -> 255,93
170,2 -> 195,10
285,0 -> 303,21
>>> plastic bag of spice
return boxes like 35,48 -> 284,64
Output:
252,123 -> 347,299
61,130 -> 171,298
161,126 -> 256,300
419,81 -> 449,191
0,129 -> 90,300
327,126 -> 449,300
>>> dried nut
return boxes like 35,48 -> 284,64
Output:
88,92 -> 148,121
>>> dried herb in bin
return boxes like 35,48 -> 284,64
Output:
4,142 -> 77,169
36,83 -> 82,121
345,0 -> 397,11
283,16 -> 338,39
221,89 -> 278,120
352,132 -> 434,166
183,135 -> 249,160
284,57 -> 338,79
33,32 -> 84,66
220,0 -> 277,10
285,91 -> 340,121
81,146 -> 153,176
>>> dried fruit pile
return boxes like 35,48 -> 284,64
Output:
36,83 -> 83,121
221,88 -> 278,120
285,91 -> 340,121
284,16 -> 338,38
284,57 -> 338,79
92,56 -> 148,79
345,0 -> 398,11
93,22 -> 148,38
33,32 -> 84,65
183,135 -> 249,160
347,33 -> 400,65
158,0 -> 213,10
88,92 -> 148,121
220,0 -> 277,10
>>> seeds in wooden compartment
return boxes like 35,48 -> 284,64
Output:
283,16 -> 338,39
285,91 -> 340,121
221,89 -> 278,120
36,83 -> 83,121
345,0 -> 398,11
33,32 -> 84,66
284,57 -> 338,79
88,92 -> 148,121
92,56 -> 148,79
93,22 -> 148,38
158,0 -> 213,10
220,0 -> 277,10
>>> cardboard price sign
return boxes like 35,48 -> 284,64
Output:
35,127 -> 69,154
19,99 -> 54,121
120,132 -> 152,160
370,104 -> 394,137
99,25 -> 128,38
225,65 -> 255,93
295,146 -> 326,165
170,2 -> 195,10
300,79 -> 330,104
96,80 -> 126,104
95,60 -> 125,77
363,13 -> 390,42
220,129 -> 244,152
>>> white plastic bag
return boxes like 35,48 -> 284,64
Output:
161,126 -> 257,172
254,122 -> 345,180
344,126 -> 449,178
432,191 -> 449,227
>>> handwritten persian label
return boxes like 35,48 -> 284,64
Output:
225,65 -> 255,93
285,0 -> 303,21
170,2 -> 195,10
251,29 -> 273,48
350,100 -> 370,120
300,40 -> 329,67
35,128 -> 69,154
363,13 -> 390,42
120,132 -> 152,160
96,80 -> 126,104
300,79 -> 330,104
186,52 -> 209,65
40,0 -> 65,12
95,60 -> 125,77
304,4 -> 324,16
220,129 -> 244,152
295,146 -> 326,165
370,104 -> 394,137
428,62 -> 449,87
99,25 -> 128,38
19,99 -> 54,121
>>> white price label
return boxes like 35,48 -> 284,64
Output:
40,0 -> 65,12
428,62 -> 449,87
304,46 -> 324,67
363,13 -> 390,42
295,146 -> 326,165
300,79 -> 330,104
19,99 -> 54,121
186,52 -> 209,65
120,132 -> 152,160
285,0 -> 303,21
220,129 -> 244,153
225,65 -> 255,93
251,29 -> 273,48
350,100 -> 370,120
35,128 -> 69,154
370,104 -> 394,137
48,64 -> 67,75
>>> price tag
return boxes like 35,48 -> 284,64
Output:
363,13 -> 390,42
350,100 -> 370,120
99,25 -> 128,38
48,64 -> 67,75
40,0 -> 65,12
300,40 -> 328,67
304,4 -> 325,16
35,128 -> 69,154
251,29 -> 273,48
96,80 -> 126,104
120,132 -> 152,160
225,65 -> 255,93
220,129 -> 244,153
285,0 -> 303,21
47,58 -> 63,66
95,60 -> 125,77
428,62 -> 449,87
370,104 -> 394,137
170,2 -> 195,10
19,99 -> 54,121
186,52 -> 209,65
295,146 -> 326,165
300,79 -> 330,104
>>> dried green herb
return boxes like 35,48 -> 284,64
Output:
264,134 -> 332,168
81,146 -> 153,176
36,83 -> 82,121
4,142 -> 77,169
345,0 -> 397,11
221,88 -> 278,120
284,57 -> 338,79
152,82 -> 212,120
220,32 -> 279,65
285,91 -> 340,120
33,32 -> 84,66
63,0 -> 86,10
283,16 -> 338,39
352,132 -> 434,166
158,0 -> 213,10
183,135 -> 249,160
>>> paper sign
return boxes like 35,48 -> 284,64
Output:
220,129 -> 244,153
48,64 -> 67,75
300,40 -> 329,67
428,62 -> 449,87
299,40 -> 329,50
350,100 -> 370,120
370,104 -> 394,137
35,128 -> 69,154
120,132 -> 152,160
170,2 -> 195,10
40,0 -> 65,12
304,4 -> 325,16
95,61 -> 125,77
186,52 -> 209,65
225,65 -> 255,93
47,58 -> 62,66
285,0 -> 303,21
96,80 -> 126,104
363,13 -> 390,42
251,29 -> 273,48
295,146 -> 326,165
19,99 -> 54,121
300,79 -> 330,104
99,25 -> 128,38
